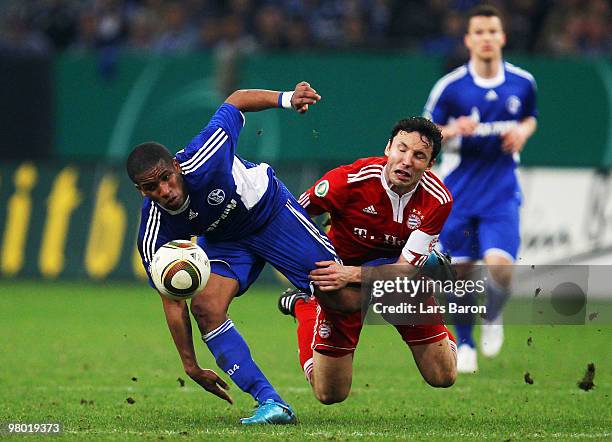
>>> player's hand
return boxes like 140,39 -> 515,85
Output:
186,367 -> 233,404
501,125 -> 528,153
450,116 -> 478,137
310,261 -> 356,292
291,81 -> 321,114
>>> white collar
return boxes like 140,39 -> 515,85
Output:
158,195 -> 190,215
468,60 -> 505,89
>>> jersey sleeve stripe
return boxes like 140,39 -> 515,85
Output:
424,66 -> 467,116
148,209 -> 161,265
422,173 -> 451,203
181,133 -> 229,174
347,172 -> 382,183
419,180 -> 445,205
298,193 -> 309,205
143,204 -> 161,265
347,164 -> 384,178
142,204 -> 157,263
179,127 -> 224,169
505,62 -> 537,88
285,201 -> 338,257
297,193 -> 310,208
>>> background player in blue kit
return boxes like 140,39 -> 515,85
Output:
127,81 -> 338,424
423,5 -> 538,373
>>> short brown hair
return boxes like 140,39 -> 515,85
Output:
467,4 -> 504,30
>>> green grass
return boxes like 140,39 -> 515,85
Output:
0,281 -> 610,441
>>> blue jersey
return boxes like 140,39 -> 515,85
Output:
137,103 -> 291,276
424,61 -> 537,214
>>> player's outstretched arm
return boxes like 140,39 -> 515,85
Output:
310,261 -> 361,291
225,81 -> 321,114
160,294 -> 233,404
440,116 -> 478,140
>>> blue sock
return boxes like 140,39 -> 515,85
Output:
455,324 -> 475,347
447,290 -> 475,348
204,319 -> 285,405
485,278 -> 510,321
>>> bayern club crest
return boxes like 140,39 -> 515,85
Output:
407,213 -> 422,230
318,321 -> 332,339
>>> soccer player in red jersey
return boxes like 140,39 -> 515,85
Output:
279,117 -> 458,404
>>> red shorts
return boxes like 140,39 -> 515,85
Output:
312,300 -> 455,357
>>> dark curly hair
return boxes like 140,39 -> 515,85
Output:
390,117 -> 442,161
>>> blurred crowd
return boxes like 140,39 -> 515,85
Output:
1,0 -> 610,58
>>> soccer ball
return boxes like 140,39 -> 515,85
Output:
150,240 -> 211,300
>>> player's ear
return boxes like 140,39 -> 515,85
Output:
501,31 -> 507,48
384,139 -> 391,156
172,158 -> 182,173
134,183 -> 146,197
427,158 -> 436,170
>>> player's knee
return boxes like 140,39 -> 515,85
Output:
314,388 -> 349,405
190,298 -> 226,327
312,378 -> 350,405
425,364 -> 456,388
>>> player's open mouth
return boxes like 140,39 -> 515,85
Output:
394,170 -> 411,181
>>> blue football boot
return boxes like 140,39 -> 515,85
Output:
240,399 -> 297,425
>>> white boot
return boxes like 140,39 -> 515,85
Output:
481,316 -> 504,358
456,344 -> 478,373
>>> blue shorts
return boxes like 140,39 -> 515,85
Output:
197,199 -> 339,296
439,202 -> 520,262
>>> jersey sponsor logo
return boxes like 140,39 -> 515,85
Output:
318,321 -> 332,339
473,120 -> 519,137
207,189 -> 225,205
506,95 -> 522,114
362,205 -> 378,215
384,234 -> 405,246
188,209 -> 199,220
354,227 -> 368,239
206,199 -> 237,232
407,209 -> 424,230
314,180 -> 329,197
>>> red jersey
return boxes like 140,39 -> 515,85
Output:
298,157 -> 452,267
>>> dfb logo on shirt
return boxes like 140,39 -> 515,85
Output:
314,180 -> 329,197
207,189 -> 225,205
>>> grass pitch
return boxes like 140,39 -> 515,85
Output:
0,280 -> 610,440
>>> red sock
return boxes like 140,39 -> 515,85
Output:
294,297 -> 318,381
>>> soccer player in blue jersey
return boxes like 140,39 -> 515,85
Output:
423,4 -> 538,373
126,81 -> 338,424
